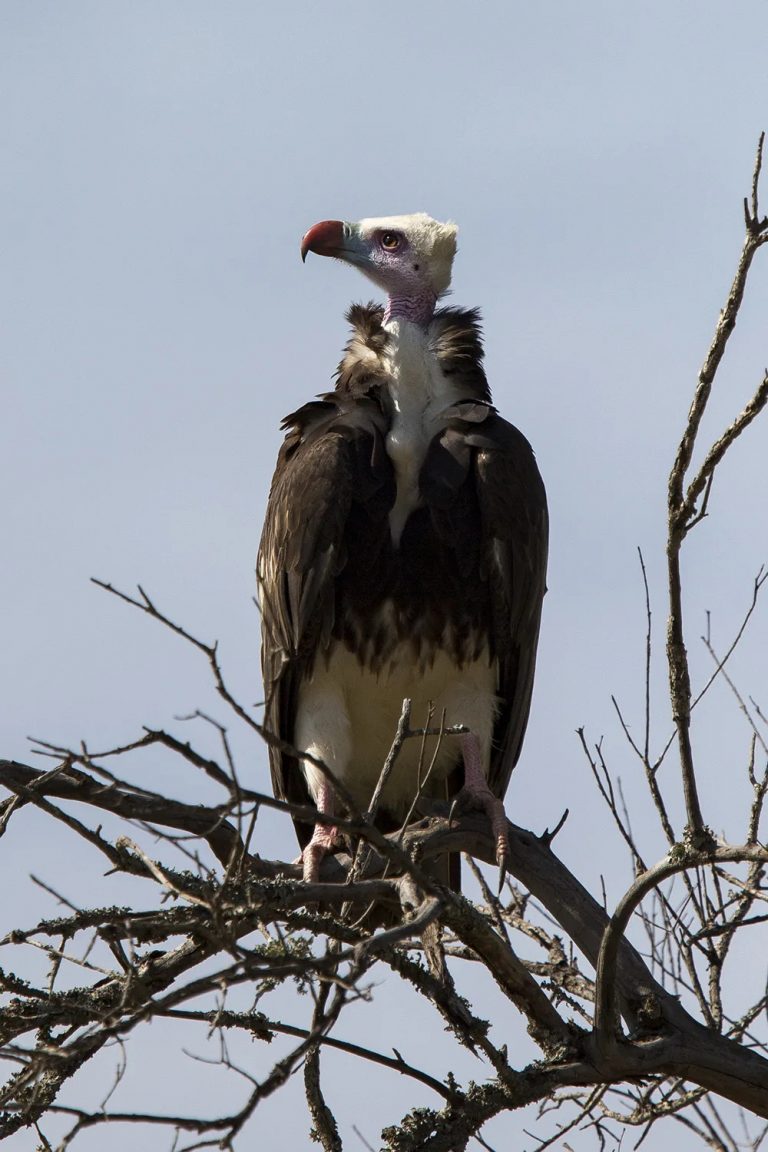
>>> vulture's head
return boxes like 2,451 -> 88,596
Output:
301,212 -> 458,325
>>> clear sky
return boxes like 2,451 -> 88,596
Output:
1,3 -> 767,1149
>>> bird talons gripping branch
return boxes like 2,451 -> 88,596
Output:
451,732 -> 511,891
298,779 -> 339,883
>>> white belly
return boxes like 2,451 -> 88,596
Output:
295,639 -> 499,818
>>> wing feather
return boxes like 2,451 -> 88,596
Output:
257,396 -> 392,832
421,401 -> 548,800
473,415 -> 548,799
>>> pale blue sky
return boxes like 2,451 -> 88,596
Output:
1,3 -> 767,1149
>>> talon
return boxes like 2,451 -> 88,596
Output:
300,824 -> 339,882
300,779 -> 338,882
460,732 -> 510,884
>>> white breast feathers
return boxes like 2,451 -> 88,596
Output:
383,319 -> 465,545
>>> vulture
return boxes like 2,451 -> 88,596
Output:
258,213 -> 548,885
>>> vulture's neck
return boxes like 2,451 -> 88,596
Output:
383,287 -> 437,328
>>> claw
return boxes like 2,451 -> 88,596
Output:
448,795 -> 460,826
301,827 -> 338,882
300,778 -> 338,883
460,732 -> 510,889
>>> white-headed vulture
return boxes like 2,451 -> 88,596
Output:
258,214 -> 548,885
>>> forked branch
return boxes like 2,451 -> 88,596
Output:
666,133 -> 768,842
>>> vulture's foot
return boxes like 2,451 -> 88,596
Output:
457,732 -> 510,890
300,779 -> 339,883
300,823 -> 340,883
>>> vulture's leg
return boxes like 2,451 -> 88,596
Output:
295,674 -> 350,883
301,778 -> 339,883
460,732 -> 509,882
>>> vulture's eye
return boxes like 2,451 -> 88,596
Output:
380,232 -> 401,251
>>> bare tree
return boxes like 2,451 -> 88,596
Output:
2,138 -> 768,1152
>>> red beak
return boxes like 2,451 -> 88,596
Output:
300,219 -> 346,263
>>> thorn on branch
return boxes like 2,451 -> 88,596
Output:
745,131 -> 768,236
539,810 -> 569,846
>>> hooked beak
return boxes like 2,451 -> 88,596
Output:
300,219 -> 347,263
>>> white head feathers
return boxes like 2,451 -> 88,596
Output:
356,213 -> 458,296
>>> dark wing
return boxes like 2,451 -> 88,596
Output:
421,401 -> 548,801
475,415 -> 548,799
257,394 -> 393,844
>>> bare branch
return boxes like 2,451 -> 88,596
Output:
666,133 -> 768,843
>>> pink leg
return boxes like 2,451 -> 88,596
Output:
460,733 -> 509,882
300,778 -> 339,883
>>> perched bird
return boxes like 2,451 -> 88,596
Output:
258,213 -> 548,884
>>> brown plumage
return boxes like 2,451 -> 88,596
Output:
258,300 -> 548,882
